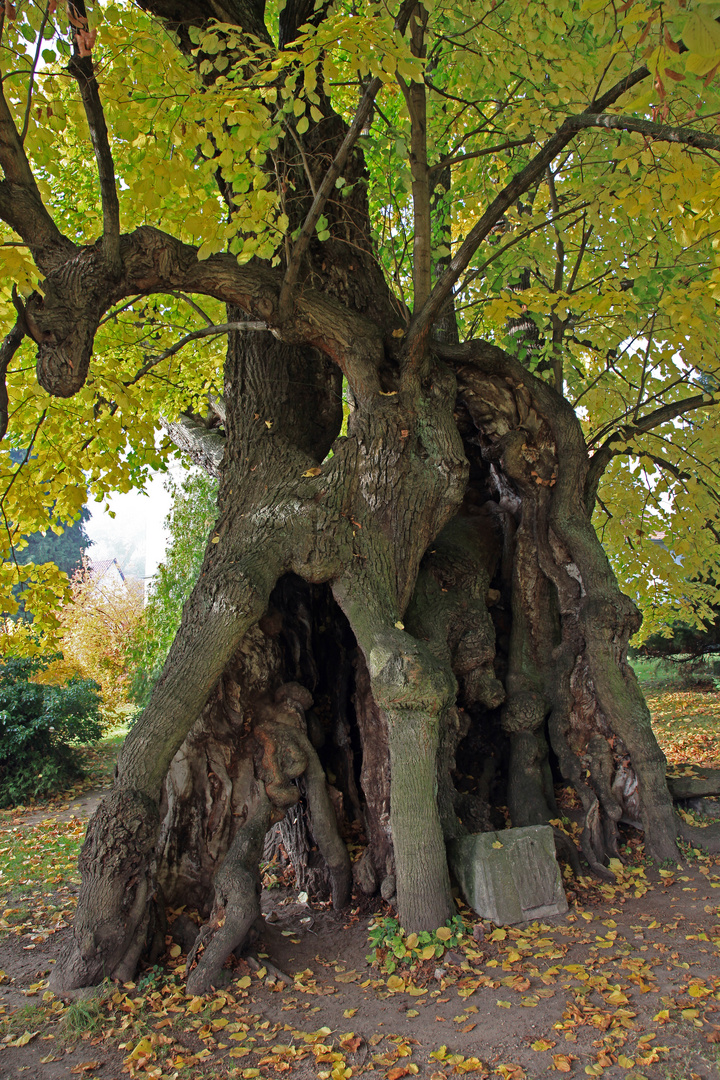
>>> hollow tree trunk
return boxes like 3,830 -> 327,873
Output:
47,8 -> 702,987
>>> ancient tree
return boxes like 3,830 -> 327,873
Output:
1,0 -> 720,993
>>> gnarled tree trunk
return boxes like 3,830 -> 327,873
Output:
51,327 -> 701,995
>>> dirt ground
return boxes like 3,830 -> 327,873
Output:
0,805 -> 718,1080
0,692 -> 719,1080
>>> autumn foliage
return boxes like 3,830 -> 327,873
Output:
41,558 -> 144,721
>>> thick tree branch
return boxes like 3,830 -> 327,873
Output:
160,412 -> 226,476
278,74 -> 382,320
26,226 -> 384,400
66,0 -> 122,275
402,3 -> 431,312
0,317 -> 25,442
403,62 -> 655,369
585,393 -> 720,508
277,0 -> 418,321
0,85 -> 76,272
565,112 -> 720,154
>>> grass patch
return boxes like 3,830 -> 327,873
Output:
631,655 -> 720,693
0,1003 -> 47,1036
62,997 -> 103,1040
0,726 -> 130,925
647,688 -> 720,767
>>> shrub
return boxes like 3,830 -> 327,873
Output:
0,655 -> 103,807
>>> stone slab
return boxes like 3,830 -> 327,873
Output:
448,825 -> 568,925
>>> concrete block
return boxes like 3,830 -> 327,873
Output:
448,825 -> 568,925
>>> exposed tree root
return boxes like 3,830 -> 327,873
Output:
187,787 -> 271,996
677,816 -> 720,855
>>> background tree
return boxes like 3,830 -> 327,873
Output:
1,0 -> 720,993
129,467 -> 219,705
41,557 -> 145,719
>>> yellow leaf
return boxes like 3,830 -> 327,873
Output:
435,927 -> 452,941
421,945 -> 435,960
387,975 -> 405,992
169,943 -> 182,958
531,1039 -> 555,1051
9,1031 -> 38,1048
496,1000 -> 511,1008
506,951 -> 521,963
492,841 -> 503,849
617,1055 -> 635,1068
395,621 -> 405,630
211,535 -> 220,543
128,1037 -> 153,1060
236,975 -> 252,989
302,467 -> 322,477
405,933 -> 418,949
343,1008 -> 357,1018
187,997 -> 204,1013
553,1055 -> 573,1073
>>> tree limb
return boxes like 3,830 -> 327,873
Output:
566,112 -> 720,154
584,393 -> 720,508
0,317 -> 25,442
25,225 -> 384,400
402,61 -> 654,369
278,74 -> 383,321
427,137 -> 534,177
0,83 -> 76,272
277,0 -> 419,321
160,412 -> 226,476
20,1 -> 52,142
126,320 -> 268,385
66,0 -> 122,276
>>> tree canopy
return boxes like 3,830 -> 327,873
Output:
1,0 -> 720,641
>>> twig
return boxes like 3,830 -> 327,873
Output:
246,953 -> 293,985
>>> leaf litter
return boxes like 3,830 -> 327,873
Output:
0,692 -> 719,1079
